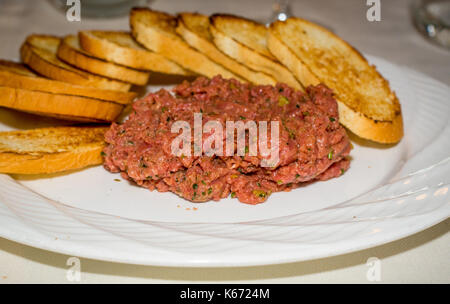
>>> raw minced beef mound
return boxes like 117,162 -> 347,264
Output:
103,75 -> 351,204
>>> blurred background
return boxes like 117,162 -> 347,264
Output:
0,0 -> 449,85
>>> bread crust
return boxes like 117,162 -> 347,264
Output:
266,31 -> 317,88
210,14 -> 277,60
268,18 -> 403,143
57,35 -> 150,85
0,147 -> 103,174
209,16 -> 302,90
78,31 -> 190,75
0,126 -> 108,174
129,8 -> 239,80
20,35 -> 131,92
337,100 -> 403,143
0,61 -> 136,105
0,86 -> 123,122
176,13 -> 275,85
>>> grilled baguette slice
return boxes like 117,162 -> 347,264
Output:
78,30 -> 190,75
210,14 -> 302,90
0,86 -> 124,122
129,8 -> 242,80
20,34 -> 131,92
0,126 -> 108,174
268,18 -> 403,143
0,60 -> 136,105
176,12 -> 276,85
57,35 -> 150,85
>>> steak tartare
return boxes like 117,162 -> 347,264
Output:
103,76 -> 351,204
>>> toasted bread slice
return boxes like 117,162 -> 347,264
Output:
211,14 -> 276,60
0,60 -> 136,105
129,8 -> 242,80
21,35 -> 131,92
0,126 -> 108,174
0,86 -> 124,122
0,59 -> 36,77
57,35 -> 150,85
210,14 -> 301,89
78,30 -> 190,76
268,18 -> 403,143
176,12 -> 276,85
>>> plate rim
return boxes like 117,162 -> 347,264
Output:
0,55 -> 449,267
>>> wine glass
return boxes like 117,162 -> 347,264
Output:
266,0 -> 292,25
412,0 -> 450,49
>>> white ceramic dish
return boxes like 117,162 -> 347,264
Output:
0,55 -> 449,267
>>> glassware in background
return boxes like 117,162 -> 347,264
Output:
48,0 -> 152,18
266,0 -> 292,25
412,0 -> 450,49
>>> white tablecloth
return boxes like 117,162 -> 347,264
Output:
0,0 -> 449,283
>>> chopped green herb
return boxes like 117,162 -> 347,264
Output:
100,151 -> 106,157
328,149 -> 334,160
253,190 -> 267,198
329,117 -> 336,122
302,111 -> 310,117
127,141 -> 134,145
296,104 -> 300,108
193,183 -> 198,190
202,191 -> 206,196
201,180 -> 206,185
341,168 -> 345,175
231,192 -> 236,198
207,187 -> 212,195
295,174 -> 300,178
244,146 -> 249,153
161,106 -> 168,113
278,95 -> 289,106
277,180 -> 283,185
278,87 -> 284,92
289,131 -> 296,139
239,115 -> 246,120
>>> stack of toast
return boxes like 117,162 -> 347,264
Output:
0,7 -> 403,175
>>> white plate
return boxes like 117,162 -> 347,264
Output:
0,56 -> 449,267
